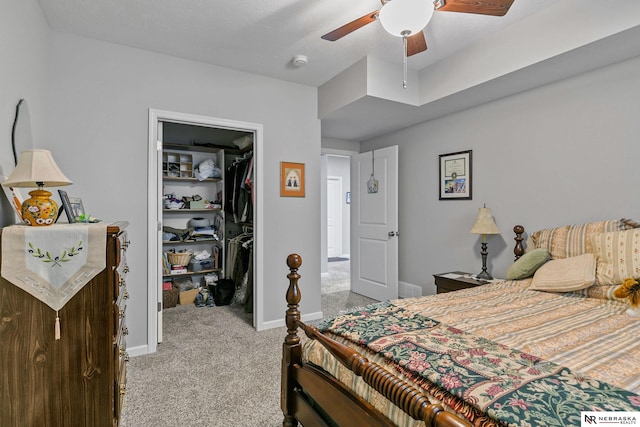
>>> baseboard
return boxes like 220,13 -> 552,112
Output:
398,281 -> 422,298
128,344 -> 151,357
259,311 -> 323,331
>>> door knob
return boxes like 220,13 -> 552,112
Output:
388,231 -> 395,237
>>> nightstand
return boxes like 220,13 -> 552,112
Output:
433,271 -> 488,294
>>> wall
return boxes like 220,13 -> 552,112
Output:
0,0 -> 50,226
46,32 -> 321,351
362,55 -> 640,295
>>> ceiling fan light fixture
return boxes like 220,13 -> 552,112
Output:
379,0 -> 434,37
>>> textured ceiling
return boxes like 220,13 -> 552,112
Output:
37,0 -> 557,88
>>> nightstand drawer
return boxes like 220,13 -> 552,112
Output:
434,271 -> 487,294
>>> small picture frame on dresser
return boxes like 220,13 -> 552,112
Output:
59,190 -> 85,223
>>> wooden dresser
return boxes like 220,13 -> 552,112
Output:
0,222 -> 130,427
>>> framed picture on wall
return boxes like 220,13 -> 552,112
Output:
280,161 -> 305,197
439,150 -> 472,200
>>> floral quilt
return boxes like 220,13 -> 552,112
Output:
318,301 -> 640,426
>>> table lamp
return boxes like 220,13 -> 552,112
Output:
2,149 -> 72,226
470,204 -> 501,280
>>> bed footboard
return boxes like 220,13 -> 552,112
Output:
281,254 -> 471,427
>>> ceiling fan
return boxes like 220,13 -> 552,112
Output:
321,0 -> 516,57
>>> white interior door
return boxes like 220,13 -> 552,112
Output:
350,146 -> 398,301
327,176 -> 342,258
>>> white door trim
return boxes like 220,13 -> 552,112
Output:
147,109 -> 264,353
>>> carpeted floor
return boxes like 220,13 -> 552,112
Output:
120,261 -> 375,427
321,259 -> 350,294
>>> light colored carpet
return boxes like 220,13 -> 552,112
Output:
120,287 -> 376,427
321,260 -> 350,294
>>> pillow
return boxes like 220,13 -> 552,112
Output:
590,228 -> 640,285
529,253 -> 596,292
506,248 -> 550,280
531,219 -> 638,260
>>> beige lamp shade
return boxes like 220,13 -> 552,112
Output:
470,206 -> 501,235
3,149 -> 72,188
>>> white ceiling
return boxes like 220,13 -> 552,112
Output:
36,0 -> 640,141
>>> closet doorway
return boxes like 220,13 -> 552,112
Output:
147,109 -> 262,353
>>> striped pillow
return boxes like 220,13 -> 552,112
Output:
531,219 -> 638,260
590,228 -> 640,285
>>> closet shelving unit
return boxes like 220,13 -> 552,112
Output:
162,143 -> 225,283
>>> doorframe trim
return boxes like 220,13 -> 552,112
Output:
147,109 -> 264,353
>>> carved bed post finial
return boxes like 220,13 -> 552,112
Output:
513,225 -> 525,261
285,253 -> 302,344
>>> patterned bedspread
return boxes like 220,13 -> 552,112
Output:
304,280 -> 640,426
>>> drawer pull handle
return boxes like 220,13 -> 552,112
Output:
119,309 -> 125,318
124,354 -> 130,363
120,385 -> 127,396
123,291 -> 130,300
120,347 -> 126,357
123,265 -> 130,274
123,327 -> 129,336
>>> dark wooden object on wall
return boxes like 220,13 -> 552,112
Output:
0,222 -> 129,427
281,254 -> 471,427
513,225 -> 525,260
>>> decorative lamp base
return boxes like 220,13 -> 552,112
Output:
476,270 -> 493,281
477,240 -> 493,280
21,189 -> 58,226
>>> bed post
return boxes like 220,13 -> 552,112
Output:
281,253 -> 302,427
514,225 -> 525,260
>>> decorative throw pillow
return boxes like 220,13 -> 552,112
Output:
590,228 -> 640,285
529,253 -> 596,292
506,248 -> 550,280
531,219 -> 638,260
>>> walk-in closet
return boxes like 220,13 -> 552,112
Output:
158,121 -> 255,333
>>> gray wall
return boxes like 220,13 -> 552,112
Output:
363,55 -> 640,295
3,0 -> 322,353
0,0 -> 50,224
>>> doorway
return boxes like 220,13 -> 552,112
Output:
322,154 -> 352,294
147,109 -> 263,353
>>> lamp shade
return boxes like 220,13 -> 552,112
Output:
3,149 -> 72,188
470,207 -> 501,235
379,0 -> 434,37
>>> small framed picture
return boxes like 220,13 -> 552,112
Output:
280,161 -> 305,197
59,190 -> 85,222
439,150 -> 472,200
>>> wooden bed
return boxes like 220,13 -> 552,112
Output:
281,221 -> 640,427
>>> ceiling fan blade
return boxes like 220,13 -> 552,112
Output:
434,0 -> 515,17
407,32 -> 427,56
321,10 -> 380,41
